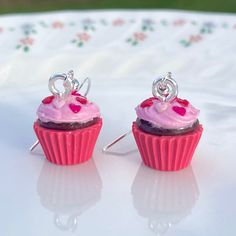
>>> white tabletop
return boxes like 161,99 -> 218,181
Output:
0,10 -> 236,236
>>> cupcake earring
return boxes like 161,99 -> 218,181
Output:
31,70 -> 102,165
103,72 -> 203,171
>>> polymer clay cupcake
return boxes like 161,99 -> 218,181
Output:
33,70 -> 102,165
132,72 -> 203,171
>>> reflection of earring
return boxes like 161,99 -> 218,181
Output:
30,70 -> 102,165
131,164 -> 199,235
103,72 -> 203,171
37,159 -> 102,232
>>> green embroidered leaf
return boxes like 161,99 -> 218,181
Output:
84,26 -> 88,31
78,42 -> 83,47
142,26 -> 147,31
71,39 -> 76,43
126,38 -> 132,42
91,26 -> 96,31
132,41 -> 138,46
16,45 -> 21,49
200,28 -> 206,34
24,46 -> 29,52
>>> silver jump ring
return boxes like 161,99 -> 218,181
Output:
152,72 -> 178,102
48,73 -> 73,97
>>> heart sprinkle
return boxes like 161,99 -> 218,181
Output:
76,96 -> 87,105
140,97 -> 159,108
69,103 -> 81,113
42,95 -> 54,104
71,90 -> 81,96
176,98 -> 189,107
172,106 -> 186,116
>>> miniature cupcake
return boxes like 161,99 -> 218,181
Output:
132,72 -> 203,171
33,70 -> 102,165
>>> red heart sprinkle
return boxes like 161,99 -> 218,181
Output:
140,97 -> 158,108
172,106 -> 186,116
176,98 -> 189,107
69,103 -> 81,113
42,95 -> 54,104
76,96 -> 87,104
71,90 -> 81,96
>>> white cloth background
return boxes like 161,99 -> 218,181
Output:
0,10 -> 236,236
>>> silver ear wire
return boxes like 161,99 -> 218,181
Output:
102,130 -> 132,153
30,140 -> 39,152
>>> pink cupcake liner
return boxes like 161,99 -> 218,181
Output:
34,118 -> 102,165
132,122 -> 203,171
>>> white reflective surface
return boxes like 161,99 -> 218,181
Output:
0,10 -> 236,236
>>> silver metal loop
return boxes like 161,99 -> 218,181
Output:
48,70 -> 91,98
152,72 -> 178,102
49,73 -> 73,97
78,77 -> 91,97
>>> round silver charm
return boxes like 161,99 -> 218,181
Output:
152,72 -> 178,102
48,73 -> 73,97
48,70 -> 91,98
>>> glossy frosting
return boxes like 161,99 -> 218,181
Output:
135,97 -> 199,129
37,92 -> 100,123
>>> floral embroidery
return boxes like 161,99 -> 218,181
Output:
112,19 -> 125,26
21,23 -> 37,35
71,32 -> 90,47
0,17 -> 233,52
82,18 -> 96,31
200,22 -> 215,34
180,34 -> 202,47
52,21 -> 64,29
173,19 -> 186,26
127,32 -> 147,45
16,37 -> 34,52
142,19 -> 155,31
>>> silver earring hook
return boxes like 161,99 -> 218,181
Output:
102,130 -> 132,153
78,77 -> 91,97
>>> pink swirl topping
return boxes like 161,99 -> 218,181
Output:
37,91 -> 100,123
136,97 -> 199,129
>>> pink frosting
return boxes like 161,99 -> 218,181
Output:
135,97 -> 199,129
37,93 -> 100,123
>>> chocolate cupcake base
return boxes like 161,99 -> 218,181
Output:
136,118 -> 199,136
38,117 -> 99,131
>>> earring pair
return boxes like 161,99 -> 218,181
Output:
31,70 -> 203,171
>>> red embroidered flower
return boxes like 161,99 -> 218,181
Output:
77,32 -> 90,42
52,21 -> 64,29
20,37 -> 34,45
42,95 -> 54,104
113,19 -> 125,26
0,27 -> 3,33
173,19 -> 186,26
189,35 -> 202,43
134,32 -> 147,41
